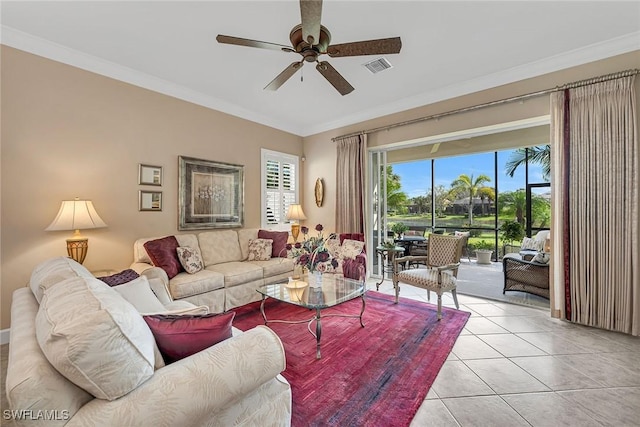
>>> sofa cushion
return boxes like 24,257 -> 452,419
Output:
143,312 -> 235,364
258,230 -> 289,258
169,269 -> 225,299
30,256 -> 94,303
36,276 -> 156,401
206,262 -> 263,287
7,288 -> 93,425
144,236 -> 184,279
247,238 -> 273,261
97,269 -> 140,286
247,257 -> 296,278
176,246 -> 204,274
199,230 -> 243,266
113,276 -> 168,314
237,228 -> 259,260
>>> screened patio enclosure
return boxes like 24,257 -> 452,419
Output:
369,122 -> 551,279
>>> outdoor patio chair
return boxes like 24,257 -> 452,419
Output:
453,231 -> 471,262
503,256 -> 550,299
391,234 -> 464,320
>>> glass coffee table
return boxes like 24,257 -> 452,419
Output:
257,274 -> 366,359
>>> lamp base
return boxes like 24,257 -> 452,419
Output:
66,237 -> 88,264
291,223 -> 301,242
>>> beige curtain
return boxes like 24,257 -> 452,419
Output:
335,134 -> 367,235
551,75 -> 639,335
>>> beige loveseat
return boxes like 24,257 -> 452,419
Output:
6,257 -> 292,427
131,229 -> 295,313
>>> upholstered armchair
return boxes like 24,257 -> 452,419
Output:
339,233 -> 367,281
391,234 -> 464,320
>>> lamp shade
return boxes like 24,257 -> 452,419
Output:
286,204 -> 307,221
46,199 -> 107,231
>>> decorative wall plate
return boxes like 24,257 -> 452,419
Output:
314,178 -> 324,207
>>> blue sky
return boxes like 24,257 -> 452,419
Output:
392,150 -> 547,199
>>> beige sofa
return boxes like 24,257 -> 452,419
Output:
6,257 -> 292,427
131,229 -> 295,313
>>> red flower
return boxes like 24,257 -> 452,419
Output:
315,224 -> 324,232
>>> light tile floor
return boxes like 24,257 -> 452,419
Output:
370,277 -> 640,426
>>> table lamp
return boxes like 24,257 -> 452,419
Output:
46,198 -> 107,264
286,204 -> 307,242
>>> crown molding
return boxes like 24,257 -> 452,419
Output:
302,31 -> 640,137
2,25 -> 637,138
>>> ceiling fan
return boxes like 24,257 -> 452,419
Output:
216,0 -> 402,96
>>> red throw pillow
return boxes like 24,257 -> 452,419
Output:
143,312 -> 235,364
143,236 -> 183,279
258,230 -> 289,258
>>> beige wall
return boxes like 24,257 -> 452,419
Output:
0,47 -> 302,329
302,51 -> 640,234
2,45 -> 638,330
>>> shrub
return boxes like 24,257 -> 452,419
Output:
500,220 -> 525,244
390,222 -> 409,236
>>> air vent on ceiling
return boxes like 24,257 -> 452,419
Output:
363,57 -> 393,74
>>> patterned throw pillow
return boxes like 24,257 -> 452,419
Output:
520,237 -> 543,251
97,269 -> 140,286
176,246 -> 204,274
532,252 -> 550,264
341,239 -> 365,260
247,238 -> 273,261
144,236 -> 183,279
325,238 -> 342,259
143,312 -> 235,364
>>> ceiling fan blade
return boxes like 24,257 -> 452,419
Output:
316,61 -> 354,96
216,35 -> 294,53
327,37 -> 402,57
300,0 -> 322,45
265,62 -> 304,91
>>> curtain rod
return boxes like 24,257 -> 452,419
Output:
331,68 -> 639,142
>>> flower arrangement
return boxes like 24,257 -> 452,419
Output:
286,224 -> 338,273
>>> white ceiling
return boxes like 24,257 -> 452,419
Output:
2,1 -> 639,137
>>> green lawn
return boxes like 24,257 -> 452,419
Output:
388,213 -> 523,257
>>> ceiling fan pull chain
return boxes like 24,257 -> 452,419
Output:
301,66 -> 304,82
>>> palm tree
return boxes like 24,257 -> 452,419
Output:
383,165 -> 408,213
478,187 -> 495,216
449,174 -> 492,225
505,145 -> 550,181
499,190 -> 527,225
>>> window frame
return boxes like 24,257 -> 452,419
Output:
260,149 -> 301,230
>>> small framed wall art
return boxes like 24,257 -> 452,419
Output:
139,190 -> 163,211
139,164 -> 163,186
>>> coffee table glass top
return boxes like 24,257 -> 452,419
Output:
257,274 -> 366,309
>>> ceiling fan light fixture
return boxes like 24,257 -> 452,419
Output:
363,57 -> 393,74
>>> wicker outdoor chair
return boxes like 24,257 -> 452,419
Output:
392,234 -> 464,320
502,257 -> 550,299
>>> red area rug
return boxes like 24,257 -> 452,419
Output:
232,291 -> 470,427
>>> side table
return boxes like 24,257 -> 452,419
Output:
375,246 -> 405,290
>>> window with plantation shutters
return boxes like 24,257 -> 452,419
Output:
261,149 -> 300,229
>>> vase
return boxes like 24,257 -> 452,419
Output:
309,270 -> 323,288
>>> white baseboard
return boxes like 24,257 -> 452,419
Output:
0,328 -> 10,345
